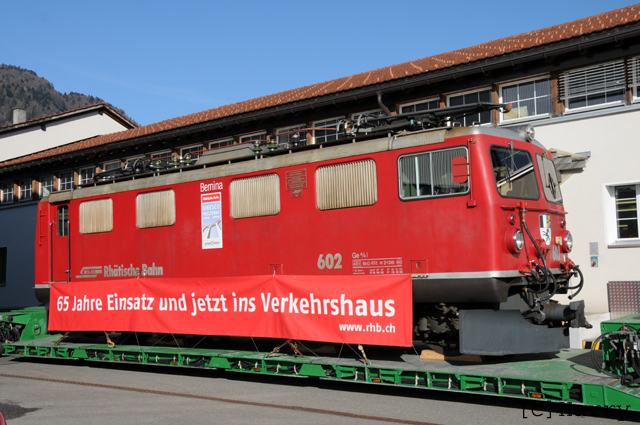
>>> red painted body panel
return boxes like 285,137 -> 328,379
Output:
35,131 -> 572,303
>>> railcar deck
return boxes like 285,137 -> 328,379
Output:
2,307 -> 640,411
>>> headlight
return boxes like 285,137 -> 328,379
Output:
564,232 -> 573,253
525,125 -> 535,142
507,229 -> 525,254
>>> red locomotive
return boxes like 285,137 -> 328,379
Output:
35,102 -> 588,356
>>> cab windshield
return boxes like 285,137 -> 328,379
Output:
490,146 -> 539,200
536,154 -> 563,204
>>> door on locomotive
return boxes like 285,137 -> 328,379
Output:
51,203 -> 70,282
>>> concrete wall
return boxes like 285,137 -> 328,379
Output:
0,112 -> 128,162
534,108 -> 640,317
0,202 -> 38,308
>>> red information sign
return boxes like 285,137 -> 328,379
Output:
50,275 -> 413,347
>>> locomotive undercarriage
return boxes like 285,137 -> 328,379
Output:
413,272 -> 590,356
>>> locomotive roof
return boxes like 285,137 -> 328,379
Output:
47,126 -> 538,203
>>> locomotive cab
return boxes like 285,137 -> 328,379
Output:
412,125 -> 588,355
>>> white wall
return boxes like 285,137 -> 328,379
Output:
0,112 -> 129,162
534,109 -> 640,315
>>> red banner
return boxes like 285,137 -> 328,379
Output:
49,275 -> 413,346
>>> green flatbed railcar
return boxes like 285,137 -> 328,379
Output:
3,307 -> 640,411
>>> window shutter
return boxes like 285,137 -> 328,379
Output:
558,60 -> 625,100
628,56 -> 640,94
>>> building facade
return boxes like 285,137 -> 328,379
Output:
0,104 -> 136,308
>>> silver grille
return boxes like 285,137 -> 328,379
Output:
316,160 -> 377,211
230,174 -> 280,219
79,198 -> 113,234
136,189 -> 176,228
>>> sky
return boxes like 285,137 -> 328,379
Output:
1,0 -> 635,126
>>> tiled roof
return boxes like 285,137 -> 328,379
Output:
2,4 -> 640,169
0,102 -> 135,133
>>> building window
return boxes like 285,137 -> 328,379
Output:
19,179 -> 32,201
629,56 -> 640,101
351,109 -> 385,120
150,151 -> 171,160
103,161 -> 121,171
179,146 -> 202,165
605,184 -> 640,245
276,125 -> 307,147
399,147 -> 469,199
79,167 -> 95,185
615,185 -> 639,239
239,133 -> 267,144
208,139 -> 233,150
316,160 -> 377,210
1,182 -> 14,204
180,145 -> 204,162
313,118 -> 345,144
230,174 -> 280,219
137,190 -> 176,229
59,171 -> 74,191
559,60 -> 625,111
400,99 -> 439,114
350,110 -> 386,135
80,199 -> 113,234
0,247 -> 6,285
448,89 -> 492,126
501,78 -> 551,121
40,175 -> 54,197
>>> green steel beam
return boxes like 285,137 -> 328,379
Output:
3,307 -> 640,412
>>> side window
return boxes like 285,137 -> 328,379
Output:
59,171 -> 74,191
57,205 -> 69,237
399,148 -> 469,199
448,90 -> 492,126
536,154 -> 563,204
399,98 -> 439,114
614,185 -> 639,240
502,78 -> 551,121
316,160 -> 377,210
313,118 -> 345,144
80,199 -> 113,234
276,125 -> 307,147
230,174 -> 280,219
137,190 -> 176,228
1,182 -> 15,204
79,166 -> 96,185
40,175 -> 54,197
